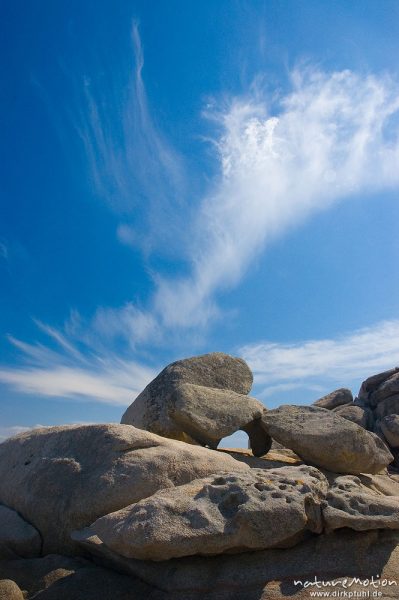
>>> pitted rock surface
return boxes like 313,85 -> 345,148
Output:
78,466 -> 328,560
0,424 -> 248,555
322,473 -> 399,532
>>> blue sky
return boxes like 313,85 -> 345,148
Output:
1,1 -> 399,446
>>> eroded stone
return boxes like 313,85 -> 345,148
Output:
77,466 -> 328,560
261,405 -> 393,474
0,424 -> 248,554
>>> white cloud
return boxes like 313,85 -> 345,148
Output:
91,68 -> 399,337
0,325 -> 156,405
92,304 -> 159,347
239,319 -> 399,395
35,16 -> 399,344
76,22 -> 186,250
4,65 -> 399,404
116,224 -> 137,248
71,26 -> 399,341
0,364 -> 147,406
152,69 -> 399,329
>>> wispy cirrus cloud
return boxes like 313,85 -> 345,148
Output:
2,318 -> 398,407
82,65 -> 399,341
72,23 -> 399,339
0,324 -> 155,406
151,69 -> 399,329
239,319 -> 399,399
4,27 -> 399,406
76,22 -> 186,255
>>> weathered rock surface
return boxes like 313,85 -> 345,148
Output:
4,359 -> 399,600
357,471 -> 399,496
353,366 -> 399,462
375,395 -> 399,419
77,466 -> 327,560
73,529 -> 399,599
313,388 -> 353,410
121,353 -> 270,455
0,505 -> 41,559
381,415 -> 399,448
0,579 -> 24,600
391,448 -> 399,470
358,367 -> 399,403
169,383 -> 271,455
261,405 -> 393,474
358,367 -> 399,408
370,371 -> 399,403
333,404 -> 372,428
0,424 -> 248,554
322,473 -> 399,532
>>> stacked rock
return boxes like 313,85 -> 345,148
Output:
358,367 -> 399,467
121,352 -> 272,457
1,353 -> 399,600
311,367 -> 399,469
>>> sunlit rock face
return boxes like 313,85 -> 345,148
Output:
2,359 -> 399,599
121,352 -> 272,456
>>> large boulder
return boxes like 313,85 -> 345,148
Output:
0,505 -> 41,559
313,388 -> 353,410
169,384 -> 271,456
0,424 -> 248,555
121,353 -> 270,456
261,405 -> 393,474
381,415 -> 399,448
76,466 -> 327,561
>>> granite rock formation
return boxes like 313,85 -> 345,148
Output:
1,356 -> 399,599
121,352 -> 271,457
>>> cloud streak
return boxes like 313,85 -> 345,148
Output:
4,52 -> 399,405
239,319 -> 399,397
2,318 -> 398,408
73,26 -> 399,340
153,69 -> 399,329
76,22 -> 186,254
0,326 -> 155,406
